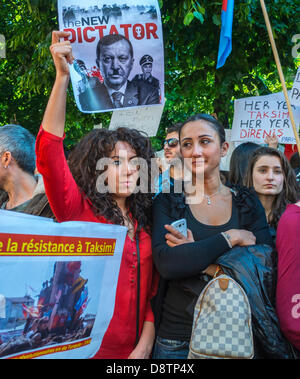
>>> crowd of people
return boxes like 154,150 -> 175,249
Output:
0,31 -> 299,359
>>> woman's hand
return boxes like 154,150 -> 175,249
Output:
225,229 -> 256,247
264,133 -> 279,149
50,31 -> 74,77
164,224 -> 195,247
128,321 -> 154,359
203,264 -> 219,277
127,344 -> 152,359
42,31 -> 74,138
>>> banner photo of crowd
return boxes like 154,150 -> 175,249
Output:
58,0 -> 164,113
0,211 -> 127,359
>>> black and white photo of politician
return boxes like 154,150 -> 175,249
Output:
78,34 -> 160,112
132,55 -> 160,91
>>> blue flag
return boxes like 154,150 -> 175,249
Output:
217,0 -> 234,69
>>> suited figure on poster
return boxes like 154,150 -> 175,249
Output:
78,34 -> 160,112
73,59 -> 99,94
132,55 -> 160,91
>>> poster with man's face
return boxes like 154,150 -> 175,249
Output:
58,0 -> 164,113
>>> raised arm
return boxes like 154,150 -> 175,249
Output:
42,31 -> 74,137
36,31 -> 86,222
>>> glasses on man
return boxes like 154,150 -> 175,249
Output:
163,138 -> 179,148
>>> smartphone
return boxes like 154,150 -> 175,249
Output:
171,218 -> 187,238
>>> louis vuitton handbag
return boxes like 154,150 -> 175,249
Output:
188,267 -> 254,359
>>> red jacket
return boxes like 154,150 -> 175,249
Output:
276,204 -> 300,351
36,127 -> 157,358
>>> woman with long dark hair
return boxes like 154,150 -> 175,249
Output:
35,31 -> 157,359
228,142 -> 260,186
66,127 -> 153,232
244,147 -> 300,234
151,113 -> 273,359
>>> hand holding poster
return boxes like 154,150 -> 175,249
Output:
58,0 -> 164,114
0,211 -> 127,359
231,92 -> 300,144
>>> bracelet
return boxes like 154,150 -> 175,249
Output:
221,232 -> 232,249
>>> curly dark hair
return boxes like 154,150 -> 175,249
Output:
67,127 -> 155,232
244,146 -> 300,229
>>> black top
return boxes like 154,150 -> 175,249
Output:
151,184 -> 274,341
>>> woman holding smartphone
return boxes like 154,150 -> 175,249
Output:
35,31 -> 157,359
151,114 -> 273,359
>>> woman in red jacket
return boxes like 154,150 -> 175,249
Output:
36,31 -> 157,359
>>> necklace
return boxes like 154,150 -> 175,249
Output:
204,184 -> 222,205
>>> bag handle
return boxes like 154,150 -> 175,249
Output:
213,265 -> 229,291
213,265 -> 224,278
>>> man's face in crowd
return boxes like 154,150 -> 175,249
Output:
0,151 -> 11,189
142,63 -> 152,78
164,132 -> 181,163
98,40 -> 134,90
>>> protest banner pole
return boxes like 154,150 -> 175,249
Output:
259,0 -> 300,154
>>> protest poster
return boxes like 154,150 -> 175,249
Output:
0,210 -> 127,359
290,67 -> 300,107
109,101 -> 164,136
231,92 -> 300,144
57,0 -> 164,114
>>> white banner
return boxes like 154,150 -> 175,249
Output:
58,0 -> 164,114
109,102 -> 164,136
231,92 -> 300,144
0,211 -> 126,359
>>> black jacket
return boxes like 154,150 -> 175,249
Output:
0,176 -> 54,219
151,184 -> 274,334
217,245 -> 296,359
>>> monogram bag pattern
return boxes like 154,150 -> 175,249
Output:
188,274 -> 254,359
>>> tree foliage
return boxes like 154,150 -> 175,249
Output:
0,0 -> 299,149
